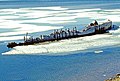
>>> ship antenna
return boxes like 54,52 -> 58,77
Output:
26,32 -> 28,41
24,36 -> 25,42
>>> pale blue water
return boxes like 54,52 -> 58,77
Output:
0,0 -> 120,81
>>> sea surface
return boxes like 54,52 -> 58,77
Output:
0,0 -> 120,81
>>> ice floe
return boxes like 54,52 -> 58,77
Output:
3,33 -> 120,55
0,7 -> 120,39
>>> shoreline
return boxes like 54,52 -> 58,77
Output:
105,74 -> 120,81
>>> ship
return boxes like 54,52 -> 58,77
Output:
7,20 -> 112,48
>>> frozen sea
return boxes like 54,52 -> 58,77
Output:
0,0 -> 120,81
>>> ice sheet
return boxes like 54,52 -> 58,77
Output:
0,7 -> 120,38
3,32 -> 120,55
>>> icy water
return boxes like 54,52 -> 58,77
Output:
0,0 -> 120,81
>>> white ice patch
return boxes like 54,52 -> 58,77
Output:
24,6 -> 68,10
94,50 -> 103,54
3,34 -> 120,55
0,25 -> 63,37
109,26 -> 120,34
0,36 -> 25,41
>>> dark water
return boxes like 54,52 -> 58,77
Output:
0,0 -> 120,9
0,0 -> 120,81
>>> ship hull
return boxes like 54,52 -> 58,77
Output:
7,20 -> 112,48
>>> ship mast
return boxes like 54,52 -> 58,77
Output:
24,32 -> 28,42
